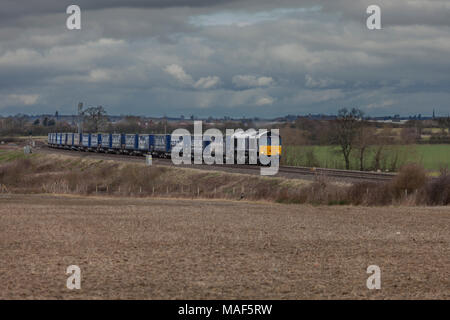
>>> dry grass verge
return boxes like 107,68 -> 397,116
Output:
0,151 -> 311,202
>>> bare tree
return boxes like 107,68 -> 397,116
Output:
437,117 -> 450,135
333,108 -> 363,170
400,127 -> 419,144
354,124 -> 376,171
115,116 -> 142,133
84,106 -> 107,132
371,127 -> 392,171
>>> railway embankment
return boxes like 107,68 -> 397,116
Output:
0,148 -> 449,206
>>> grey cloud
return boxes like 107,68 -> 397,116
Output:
232,75 -> 275,89
0,1 -> 449,117
0,0 -> 237,21
164,64 -> 222,89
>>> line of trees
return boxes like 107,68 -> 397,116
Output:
332,107 -> 391,171
281,107 -> 426,171
0,116 -> 74,136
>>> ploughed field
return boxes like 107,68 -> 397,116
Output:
0,194 -> 448,299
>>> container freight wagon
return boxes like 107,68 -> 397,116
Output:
100,133 -> 112,151
73,133 -> 81,149
138,134 -> 154,154
67,133 -> 74,147
111,134 -> 125,151
170,134 -> 203,159
59,133 -> 63,146
90,133 -> 101,150
61,133 -> 65,146
82,133 -> 91,149
191,135 -> 213,159
124,134 -> 139,153
48,133 -> 57,146
61,133 -> 69,148
153,134 -> 172,157
56,133 -> 62,146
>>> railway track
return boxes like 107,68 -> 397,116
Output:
220,163 -> 395,181
280,166 -> 396,181
38,145 -> 396,182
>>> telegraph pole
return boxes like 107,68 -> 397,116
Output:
77,102 -> 83,133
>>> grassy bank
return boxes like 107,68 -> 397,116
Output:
0,150 -> 310,202
0,150 -> 449,206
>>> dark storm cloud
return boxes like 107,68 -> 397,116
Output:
0,0 -> 236,20
0,1 -> 449,116
4,0 -> 449,25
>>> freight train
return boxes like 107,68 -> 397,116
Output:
47,131 -> 281,164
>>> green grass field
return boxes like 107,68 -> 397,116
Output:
282,144 -> 450,172
0,149 -> 38,163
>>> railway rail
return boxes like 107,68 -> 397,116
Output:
38,145 -> 396,182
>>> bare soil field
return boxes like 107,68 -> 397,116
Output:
0,194 -> 448,299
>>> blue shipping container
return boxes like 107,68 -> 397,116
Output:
125,134 -> 138,150
153,134 -> 171,153
82,134 -> 91,147
101,133 -> 112,149
138,134 -> 154,151
91,133 -> 101,148
74,133 -> 81,146
67,133 -> 74,146
111,134 -> 124,149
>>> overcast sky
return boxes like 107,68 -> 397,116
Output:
0,0 -> 449,117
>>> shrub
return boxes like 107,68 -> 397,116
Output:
347,181 -> 394,206
368,183 -> 394,206
347,182 -> 377,205
424,174 -> 450,205
0,158 -> 32,186
391,163 -> 428,198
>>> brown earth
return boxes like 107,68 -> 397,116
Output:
0,194 -> 448,299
